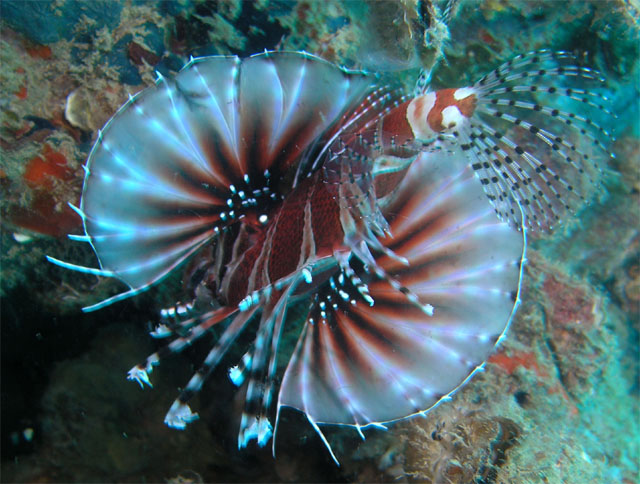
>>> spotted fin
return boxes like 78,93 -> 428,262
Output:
277,151 -> 525,431
464,50 -> 615,231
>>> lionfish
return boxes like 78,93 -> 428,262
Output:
48,49 -> 612,463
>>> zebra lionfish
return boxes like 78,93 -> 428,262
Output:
48,49 -> 612,463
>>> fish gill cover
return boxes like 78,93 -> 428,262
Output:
0,1 -> 638,483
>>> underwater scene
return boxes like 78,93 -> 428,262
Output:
0,0 -> 638,482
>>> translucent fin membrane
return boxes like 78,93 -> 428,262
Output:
278,151 -> 525,431
464,50 -> 615,231
53,52 -> 375,309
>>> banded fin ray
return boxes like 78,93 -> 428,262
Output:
464,50 -> 615,230
309,84 -> 410,176
238,283 -> 298,450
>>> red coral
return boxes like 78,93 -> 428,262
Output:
542,275 -> 595,329
8,144 -> 81,237
9,192 -> 79,238
23,144 -> 75,189
26,44 -> 52,59
15,85 -> 27,99
128,41 -> 160,66
488,350 -> 546,377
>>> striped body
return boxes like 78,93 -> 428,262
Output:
207,81 -> 422,311
215,171 -> 343,308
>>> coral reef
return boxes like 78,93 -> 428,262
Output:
1,1 -> 638,482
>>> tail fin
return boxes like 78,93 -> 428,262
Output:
463,50 -> 616,231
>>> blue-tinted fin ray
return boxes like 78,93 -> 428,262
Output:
45,256 -> 115,277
